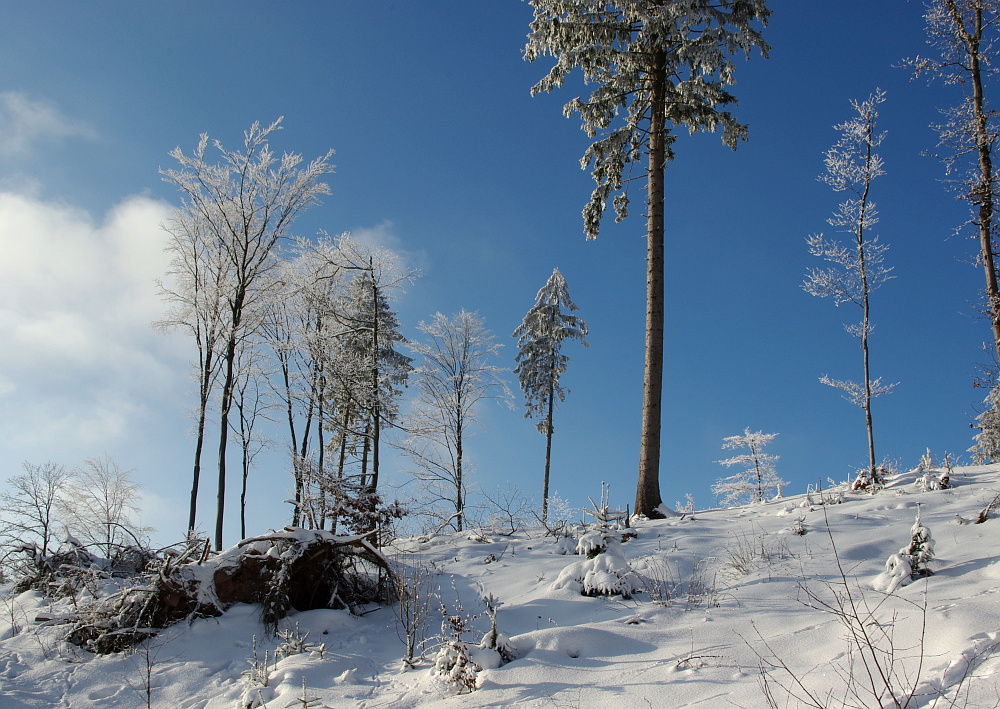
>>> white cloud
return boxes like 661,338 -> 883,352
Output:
0,192 -> 187,453
350,220 -> 430,276
0,91 -> 94,157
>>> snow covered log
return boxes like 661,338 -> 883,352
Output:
68,528 -> 393,653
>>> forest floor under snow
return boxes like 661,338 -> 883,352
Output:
3,465 -> 1000,708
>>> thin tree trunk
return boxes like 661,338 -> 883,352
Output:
542,378 -> 555,525
859,124 -> 877,477
215,336 -> 237,551
636,49 -> 667,519
278,354 -> 300,526
455,392 -> 465,532
969,6 -> 1000,366
369,274 -> 381,535
189,395 -> 208,535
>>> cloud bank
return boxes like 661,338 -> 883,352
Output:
0,192 -> 185,455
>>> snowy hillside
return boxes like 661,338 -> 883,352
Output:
3,465 -> 1000,708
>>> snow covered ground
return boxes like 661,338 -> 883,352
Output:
3,464 -> 1000,708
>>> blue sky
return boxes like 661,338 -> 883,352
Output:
0,1 -> 990,546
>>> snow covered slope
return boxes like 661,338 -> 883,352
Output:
3,465 -> 1000,708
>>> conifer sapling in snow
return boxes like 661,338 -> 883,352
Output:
712,428 -> 785,506
901,508 -> 934,577
513,267 -> 588,524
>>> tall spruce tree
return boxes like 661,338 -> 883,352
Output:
524,0 -> 769,517
513,268 -> 588,524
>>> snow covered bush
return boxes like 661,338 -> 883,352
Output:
432,604 -> 480,693
913,449 -> 953,491
552,536 -> 640,598
550,483 -> 639,597
391,554 -> 436,669
873,510 -> 934,592
275,622 -> 325,659
479,592 -> 516,665
901,511 -> 934,577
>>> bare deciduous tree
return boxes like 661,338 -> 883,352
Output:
0,461 -> 70,559
61,454 -> 149,558
908,0 -> 1000,365
803,90 -> 896,479
161,118 -> 334,549
403,310 -> 510,532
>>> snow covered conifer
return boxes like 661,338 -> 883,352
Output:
970,383 -> 1000,464
712,428 -> 784,506
901,508 -> 934,577
513,268 -> 588,524
525,0 -> 770,519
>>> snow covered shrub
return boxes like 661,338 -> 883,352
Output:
391,554 -> 436,669
483,484 -> 531,537
873,510 -> 934,593
723,526 -> 792,578
242,635 -> 273,687
675,493 -> 696,514
804,481 -> 844,507
479,592 -> 516,665
550,483 -> 639,597
534,493 -> 575,538
275,622 -> 325,659
635,554 -> 678,606
552,536 -> 640,598
432,603 -> 480,693
901,511 -> 934,577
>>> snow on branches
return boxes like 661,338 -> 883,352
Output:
712,428 -> 786,506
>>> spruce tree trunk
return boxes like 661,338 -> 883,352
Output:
542,379 -> 555,525
635,49 -> 667,519
369,275 -> 381,519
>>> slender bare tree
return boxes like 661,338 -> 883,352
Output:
404,310 -> 510,532
909,0 -> 1000,363
0,461 -> 70,559
803,91 -> 896,479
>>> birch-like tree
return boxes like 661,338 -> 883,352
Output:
0,461 -> 70,560
261,236 -> 346,527
512,267 -> 588,523
155,210 -> 227,535
908,0 -> 1000,365
803,91 -> 896,480
712,428 -> 783,506
404,310 -> 510,532
161,118 -> 334,550
61,454 -> 149,558
524,0 -> 770,518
